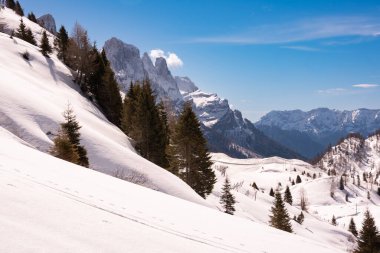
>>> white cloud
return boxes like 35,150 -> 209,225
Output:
317,88 -> 347,95
280,45 -> 320,51
190,16 -> 380,45
150,49 -> 183,69
352,84 -> 379,88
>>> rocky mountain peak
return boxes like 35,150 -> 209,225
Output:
37,14 -> 56,34
174,76 -> 198,94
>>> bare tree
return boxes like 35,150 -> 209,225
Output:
300,187 -> 308,211
66,22 -> 92,91
330,177 -> 336,198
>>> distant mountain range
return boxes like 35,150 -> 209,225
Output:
103,37 -> 302,159
256,108 -> 380,159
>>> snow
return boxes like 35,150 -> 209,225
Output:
209,153 -> 361,252
0,9 -> 206,206
0,126 -> 343,252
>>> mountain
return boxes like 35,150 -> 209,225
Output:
104,37 -> 302,160
37,14 -> 57,34
314,131 -> 380,181
104,37 -> 183,102
256,108 -> 380,159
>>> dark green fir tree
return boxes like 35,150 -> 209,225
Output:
355,209 -> 380,253
27,12 -> 37,22
284,185 -> 293,205
269,191 -> 293,233
169,103 -> 216,198
54,25 -> 69,63
61,105 -> 89,168
40,30 -> 52,56
220,177 -> 236,215
349,218 -> 358,237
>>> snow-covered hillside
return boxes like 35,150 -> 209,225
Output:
0,126 -> 343,253
316,132 -> 380,184
210,153 -> 380,252
0,9 -> 205,205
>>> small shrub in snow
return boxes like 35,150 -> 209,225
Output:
22,50 -> 29,60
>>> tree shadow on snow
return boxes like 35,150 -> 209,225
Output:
45,57 -> 57,82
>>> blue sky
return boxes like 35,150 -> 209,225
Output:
22,0 -> 380,121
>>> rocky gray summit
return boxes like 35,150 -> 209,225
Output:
37,14 -> 56,34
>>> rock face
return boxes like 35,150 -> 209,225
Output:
104,37 -> 182,102
256,108 -> 380,159
103,37 -> 303,159
37,14 -> 56,34
175,76 -> 198,94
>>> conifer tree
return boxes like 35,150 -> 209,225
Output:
332,215 -> 337,226
25,28 -> 36,45
269,187 -> 274,197
339,176 -> 345,190
220,177 -> 236,215
297,211 -> 304,224
296,175 -> 302,184
61,105 -> 89,167
40,30 -> 52,56
15,18 -> 26,39
284,185 -> 293,205
54,25 -> 69,63
377,187 -> 380,196
15,19 -> 36,45
349,218 -> 358,237
50,129 -> 79,164
269,191 -> 293,233
6,0 -> 15,10
27,12 -> 37,22
252,182 -> 258,190
14,1 -> 23,16
121,82 -> 138,135
169,103 -> 216,198
355,209 -> 379,253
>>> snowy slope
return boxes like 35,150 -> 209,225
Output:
0,127 -> 344,253
210,153 -> 380,252
0,9 -> 206,205
316,132 -> 380,184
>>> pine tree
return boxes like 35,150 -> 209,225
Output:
332,215 -> 337,226
349,218 -> 358,237
296,175 -> 302,184
40,30 -> 52,56
355,209 -> 379,253
25,28 -> 36,45
54,25 -> 69,63
220,177 -> 236,215
169,103 -> 216,198
269,187 -> 274,197
61,105 -> 89,167
15,18 -> 26,39
269,191 -> 293,233
297,211 -> 304,224
121,82 -> 138,135
50,129 -> 79,164
339,176 -> 345,190
284,185 -> 293,205
15,19 -> 36,45
14,1 -> 23,16
27,12 -> 37,22
6,0 -> 15,10
252,182 -> 258,190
